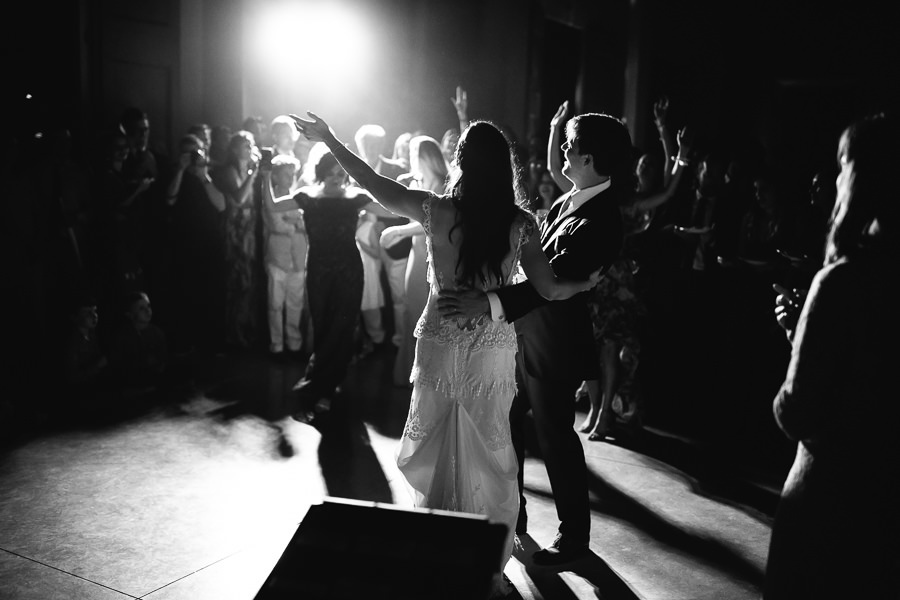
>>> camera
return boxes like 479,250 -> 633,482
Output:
259,147 -> 274,172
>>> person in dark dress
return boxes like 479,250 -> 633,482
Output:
165,133 -> 227,356
262,149 -> 393,416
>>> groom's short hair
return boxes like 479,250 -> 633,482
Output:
567,114 -> 632,182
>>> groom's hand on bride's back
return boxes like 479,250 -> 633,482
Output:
436,289 -> 490,320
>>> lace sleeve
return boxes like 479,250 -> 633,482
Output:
422,195 -> 434,237
519,212 -> 538,245
509,212 -> 538,284
423,195 -> 436,288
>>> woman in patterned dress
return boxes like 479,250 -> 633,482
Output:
214,130 -> 261,350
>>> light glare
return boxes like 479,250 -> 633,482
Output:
252,3 -> 370,81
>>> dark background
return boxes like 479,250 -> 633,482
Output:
8,0 -> 898,168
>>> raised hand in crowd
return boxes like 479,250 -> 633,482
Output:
653,96 -> 678,187
451,85 -> 469,132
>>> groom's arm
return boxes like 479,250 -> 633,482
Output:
547,214 -> 622,280
489,213 -> 621,323
438,211 -> 622,323
435,280 -> 545,324
490,281 -> 546,324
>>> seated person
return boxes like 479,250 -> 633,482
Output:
109,291 -> 168,393
63,295 -> 112,411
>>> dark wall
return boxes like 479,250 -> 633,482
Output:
6,2 -> 86,149
10,0 -> 898,165
636,0 -> 899,179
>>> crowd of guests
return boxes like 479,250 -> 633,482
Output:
0,87 -> 839,447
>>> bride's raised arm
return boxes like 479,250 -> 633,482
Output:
291,112 -> 430,224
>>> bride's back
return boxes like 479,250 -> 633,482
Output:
425,120 -> 528,293
427,195 -> 525,293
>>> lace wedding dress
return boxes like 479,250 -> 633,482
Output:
397,196 -> 534,582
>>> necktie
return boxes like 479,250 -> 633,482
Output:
558,191 -> 577,220
542,192 -> 573,247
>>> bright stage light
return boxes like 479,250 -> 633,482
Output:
250,1 -> 372,83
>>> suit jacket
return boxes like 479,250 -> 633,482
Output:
496,187 -> 623,380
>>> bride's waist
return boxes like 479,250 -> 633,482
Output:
416,307 -> 516,346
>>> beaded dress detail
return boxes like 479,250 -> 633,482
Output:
397,195 -> 535,567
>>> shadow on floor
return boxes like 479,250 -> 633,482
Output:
525,472 -> 765,591
596,427 -> 783,521
514,534 -> 641,600
300,401 -> 395,504
196,348 -> 402,505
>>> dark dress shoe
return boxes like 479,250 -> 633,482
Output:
588,430 -> 610,442
532,534 -> 590,566
515,506 -> 528,535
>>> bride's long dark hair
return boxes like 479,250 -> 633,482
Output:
446,121 -> 527,288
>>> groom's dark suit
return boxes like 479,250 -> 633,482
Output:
494,184 -> 623,543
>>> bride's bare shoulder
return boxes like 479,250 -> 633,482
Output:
512,206 -> 537,228
428,194 -> 456,218
429,194 -> 453,208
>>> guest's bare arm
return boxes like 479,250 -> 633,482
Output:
260,171 -> 299,213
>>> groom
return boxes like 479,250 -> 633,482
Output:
438,108 -> 629,565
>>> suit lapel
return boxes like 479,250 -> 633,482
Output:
541,188 -> 608,252
541,192 -> 572,243
542,214 -> 573,253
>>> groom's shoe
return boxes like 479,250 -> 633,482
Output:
515,506 -> 528,535
532,533 -> 590,566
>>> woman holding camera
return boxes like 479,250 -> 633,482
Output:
213,130 -> 263,350
165,133 -> 227,356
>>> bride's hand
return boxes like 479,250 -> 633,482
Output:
290,112 -> 333,144
586,267 -> 606,289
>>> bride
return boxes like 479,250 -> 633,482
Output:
292,112 -> 599,597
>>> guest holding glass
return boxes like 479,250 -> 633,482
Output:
764,112 -> 899,599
